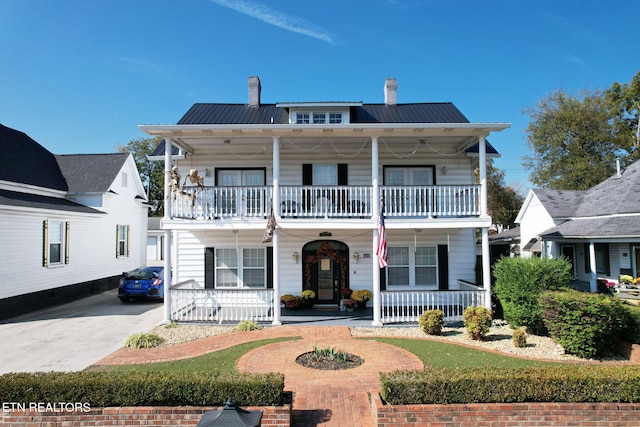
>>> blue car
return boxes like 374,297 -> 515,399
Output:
118,267 -> 164,302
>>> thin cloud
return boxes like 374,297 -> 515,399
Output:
210,0 -> 334,44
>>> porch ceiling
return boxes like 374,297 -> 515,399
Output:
139,123 -> 509,156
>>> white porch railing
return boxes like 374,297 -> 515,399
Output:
170,280 -> 274,323
380,290 -> 486,323
169,184 -> 480,220
279,185 -> 372,218
381,185 -> 480,217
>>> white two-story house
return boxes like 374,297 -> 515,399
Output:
142,77 -> 510,326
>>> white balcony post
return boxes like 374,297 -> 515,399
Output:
273,136 -> 280,219
371,136 -> 382,326
163,139 -> 173,323
272,136 -> 282,325
479,136 -> 491,310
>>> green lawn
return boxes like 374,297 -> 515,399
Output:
87,335 -> 564,374
365,338 -> 561,369
86,337 -> 300,374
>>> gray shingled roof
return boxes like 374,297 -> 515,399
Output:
540,216 -> 640,239
0,124 -> 68,191
55,153 -> 129,193
531,189 -> 584,218
0,189 -> 103,214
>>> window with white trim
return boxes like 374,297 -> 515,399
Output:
295,112 -> 310,124
312,164 -> 337,185
116,224 -> 130,258
215,248 -> 266,288
329,113 -> 343,123
312,113 -> 326,124
43,220 -> 70,266
386,246 -> 438,287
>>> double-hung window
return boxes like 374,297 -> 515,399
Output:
116,224 -> 130,258
386,246 -> 438,288
43,220 -> 69,266
215,248 -> 266,288
295,112 -> 310,124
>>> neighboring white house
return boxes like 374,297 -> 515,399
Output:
147,216 -> 164,266
515,159 -> 640,292
141,76 -> 510,326
0,124 -> 148,319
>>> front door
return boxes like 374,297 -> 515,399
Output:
560,245 -> 577,279
302,240 -> 349,304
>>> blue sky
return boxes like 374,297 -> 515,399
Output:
1,0 -> 638,190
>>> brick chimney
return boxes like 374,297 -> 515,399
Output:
384,78 -> 397,105
248,76 -> 261,107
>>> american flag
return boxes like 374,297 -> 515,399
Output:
376,202 -> 388,268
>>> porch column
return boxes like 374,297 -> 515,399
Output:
272,136 -> 282,325
371,136 -> 382,326
479,136 -> 491,310
589,241 -> 597,293
162,138 -> 173,324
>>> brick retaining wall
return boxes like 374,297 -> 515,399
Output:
0,405 -> 291,426
371,394 -> 640,427
616,339 -> 640,363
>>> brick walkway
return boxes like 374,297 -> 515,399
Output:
95,326 -> 423,427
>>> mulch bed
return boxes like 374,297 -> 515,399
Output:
295,351 -> 364,370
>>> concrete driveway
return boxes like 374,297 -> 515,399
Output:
0,289 -> 163,374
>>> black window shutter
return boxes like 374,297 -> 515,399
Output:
302,164 -> 313,185
584,244 -> 590,274
266,247 -> 273,289
205,247 -> 215,289
438,245 -> 449,290
379,266 -> 386,291
337,164 -> 348,185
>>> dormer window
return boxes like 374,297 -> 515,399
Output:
278,102 -> 359,125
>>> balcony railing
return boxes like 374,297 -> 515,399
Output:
380,289 -> 486,323
169,184 -> 480,220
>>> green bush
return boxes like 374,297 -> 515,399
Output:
463,306 -> 492,340
123,333 -> 164,349
0,371 -> 285,407
512,327 -> 528,348
539,290 -> 631,359
419,309 -> 444,335
235,320 -> 263,332
493,256 -> 572,335
622,304 -> 640,344
380,365 -> 640,404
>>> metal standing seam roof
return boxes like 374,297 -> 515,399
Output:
149,102 -> 499,157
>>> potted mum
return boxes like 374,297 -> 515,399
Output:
301,289 -> 317,308
350,289 -> 372,309
342,298 -> 356,312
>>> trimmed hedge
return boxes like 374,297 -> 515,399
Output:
0,371 -> 285,407
539,290 -> 630,358
623,304 -> 640,344
380,366 -> 640,405
493,256 -> 572,334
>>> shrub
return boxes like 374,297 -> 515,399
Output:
419,309 -> 444,335
493,256 -> 572,335
512,327 -> 528,348
622,304 -> 640,344
463,306 -> 492,341
235,320 -> 263,332
123,333 -> 164,349
351,289 -> 372,302
380,365 -> 640,405
539,290 -> 630,358
0,371 -> 285,407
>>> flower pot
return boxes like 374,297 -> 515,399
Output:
346,307 -> 355,312
357,301 -> 368,310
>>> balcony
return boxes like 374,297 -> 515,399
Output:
169,184 -> 480,220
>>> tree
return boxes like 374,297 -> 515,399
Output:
118,137 -> 164,216
605,70 -> 640,157
474,159 -> 524,229
523,88 -> 629,190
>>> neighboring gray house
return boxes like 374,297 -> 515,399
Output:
141,76 -> 510,325
515,160 -> 640,292
0,124 -> 148,319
